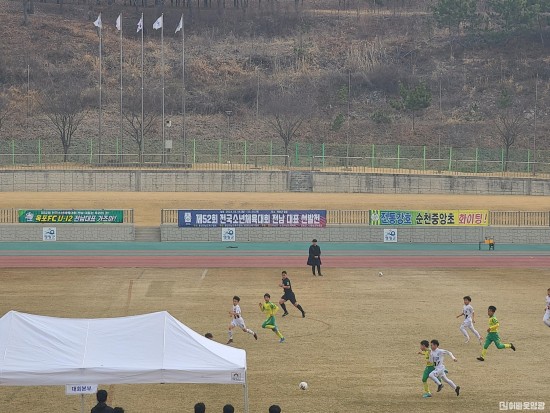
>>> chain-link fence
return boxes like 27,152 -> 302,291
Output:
1,139 -> 550,177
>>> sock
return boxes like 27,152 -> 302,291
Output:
459,325 -> 469,340
312,268 -> 316,275
273,328 -> 283,339
297,304 -> 304,314
481,348 -> 487,358
280,303 -> 287,313
228,330 -> 233,339
504,343 -> 511,349
441,375 -> 457,390
471,327 -> 482,340
423,382 -> 429,393
246,329 -> 254,335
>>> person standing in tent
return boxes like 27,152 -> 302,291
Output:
307,239 -> 322,276
91,389 -> 115,413
227,295 -> 258,344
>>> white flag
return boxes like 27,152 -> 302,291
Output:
116,14 -> 121,31
175,16 -> 183,34
93,14 -> 102,29
137,15 -> 143,33
153,15 -> 163,30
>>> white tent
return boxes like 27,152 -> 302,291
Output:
0,310 -> 248,410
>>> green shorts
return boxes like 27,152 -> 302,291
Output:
262,316 -> 277,329
422,366 -> 435,382
484,332 -> 506,349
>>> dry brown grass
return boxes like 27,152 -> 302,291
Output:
0,267 -> 547,413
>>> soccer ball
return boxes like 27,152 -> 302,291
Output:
378,272 -> 383,277
299,381 -> 308,390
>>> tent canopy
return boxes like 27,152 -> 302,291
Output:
0,310 -> 246,386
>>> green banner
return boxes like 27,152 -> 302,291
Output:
18,210 -> 124,224
370,210 -> 489,226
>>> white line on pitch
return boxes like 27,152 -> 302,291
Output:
201,269 -> 208,280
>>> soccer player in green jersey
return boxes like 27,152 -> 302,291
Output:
418,340 -> 435,398
259,293 -> 285,343
477,305 -> 515,361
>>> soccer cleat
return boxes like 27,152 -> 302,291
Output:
279,337 -> 285,343
226,339 -> 233,345
476,356 -> 485,361
253,333 -> 258,340
437,384 -> 443,392
464,339 -> 470,344
422,393 -> 432,398
282,312 -> 289,317
302,311 -> 306,318
455,386 -> 460,396
510,343 -> 516,351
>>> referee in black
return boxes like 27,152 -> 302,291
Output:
279,270 -> 306,318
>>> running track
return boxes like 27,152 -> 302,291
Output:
1,242 -> 549,268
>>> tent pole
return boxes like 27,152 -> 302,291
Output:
243,378 -> 249,413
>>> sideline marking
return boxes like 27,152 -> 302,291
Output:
201,269 -> 208,280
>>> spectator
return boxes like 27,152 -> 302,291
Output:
222,405 -> 234,413
194,402 -> 206,413
91,389 -> 115,413
269,406 -> 281,413
113,408 -> 124,413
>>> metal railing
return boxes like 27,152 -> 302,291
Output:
0,209 -> 135,224
161,209 -> 550,226
490,211 -> 550,226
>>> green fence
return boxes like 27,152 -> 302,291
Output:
1,139 -> 550,176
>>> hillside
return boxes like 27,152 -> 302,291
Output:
1,0 -> 550,160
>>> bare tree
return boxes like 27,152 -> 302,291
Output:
494,111 -> 526,172
123,88 -> 158,163
263,85 -> 313,166
0,94 -> 10,136
40,83 -> 87,162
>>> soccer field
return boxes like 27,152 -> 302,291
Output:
0,266 -> 547,413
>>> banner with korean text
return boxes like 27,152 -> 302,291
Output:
369,210 -> 489,226
178,210 -> 327,227
18,210 -> 124,224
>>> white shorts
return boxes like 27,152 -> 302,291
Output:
461,318 -> 474,328
543,310 -> 550,322
231,317 -> 246,329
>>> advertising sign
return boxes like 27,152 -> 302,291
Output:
178,210 -> 327,228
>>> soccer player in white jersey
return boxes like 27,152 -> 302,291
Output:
456,295 -> 483,344
227,296 -> 258,345
543,288 -> 550,328
428,339 -> 461,397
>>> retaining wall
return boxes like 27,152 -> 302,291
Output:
2,170 -> 550,194
0,224 -> 134,241
161,225 -> 550,244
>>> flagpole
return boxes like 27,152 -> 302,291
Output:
98,13 -> 102,164
141,13 -> 144,164
181,13 -> 186,166
161,13 -> 165,164
119,13 -> 123,164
